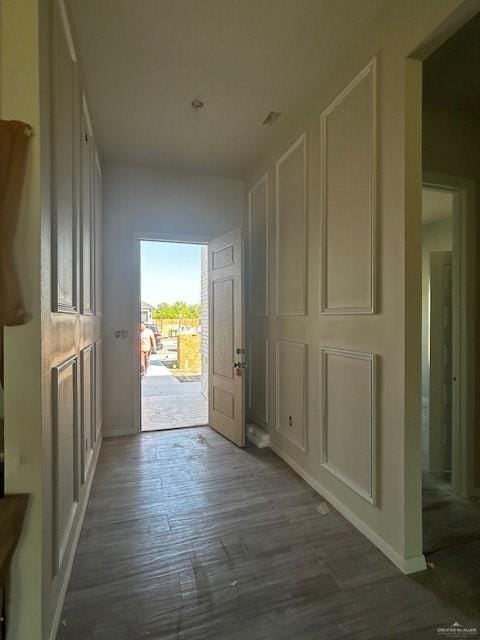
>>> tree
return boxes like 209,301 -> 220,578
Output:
153,301 -> 200,319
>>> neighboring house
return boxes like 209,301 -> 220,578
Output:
140,300 -> 155,324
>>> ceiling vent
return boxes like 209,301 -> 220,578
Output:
262,111 -> 282,126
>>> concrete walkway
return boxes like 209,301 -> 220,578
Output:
141,353 -> 208,430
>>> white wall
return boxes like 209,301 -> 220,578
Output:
102,162 -> 243,436
244,0 -> 470,573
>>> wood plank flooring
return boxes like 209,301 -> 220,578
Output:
57,427 -> 480,640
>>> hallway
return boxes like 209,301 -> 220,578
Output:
57,428 -> 479,640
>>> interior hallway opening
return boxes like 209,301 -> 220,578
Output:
140,241 -> 208,431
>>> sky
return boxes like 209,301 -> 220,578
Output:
141,241 -> 202,306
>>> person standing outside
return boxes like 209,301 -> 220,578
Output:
140,322 -> 156,376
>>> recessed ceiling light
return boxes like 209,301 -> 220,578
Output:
262,111 -> 282,126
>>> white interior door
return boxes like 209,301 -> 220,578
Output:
429,250 -> 453,471
208,227 -> 245,446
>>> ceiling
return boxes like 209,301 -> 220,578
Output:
67,0 -> 386,177
423,11 -> 480,114
422,187 -> 454,225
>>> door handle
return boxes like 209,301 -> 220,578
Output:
233,361 -> 247,368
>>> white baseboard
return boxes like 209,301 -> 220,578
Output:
269,441 -> 426,575
47,433 -> 103,640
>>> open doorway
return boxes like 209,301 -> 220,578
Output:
420,12 -> 480,556
140,240 -> 209,431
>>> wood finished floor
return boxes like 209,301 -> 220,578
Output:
57,427 -> 480,640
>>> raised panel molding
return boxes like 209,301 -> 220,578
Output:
51,0 -> 78,314
212,277 -> 234,381
212,244 -> 234,270
94,154 -> 103,316
80,96 -> 95,315
275,340 -> 307,452
52,355 -> 79,573
320,347 -> 377,504
213,386 -> 235,420
94,339 -> 103,442
320,59 -> 376,314
275,134 -> 307,316
248,174 -> 269,316
80,345 -> 95,483
248,336 -> 269,426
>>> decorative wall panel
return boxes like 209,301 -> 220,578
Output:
275,134 -> 307,316
80,345 -> 94,482
94,155 -> 102,315
80,98 -> 95,315
248,336 -> 269,426
275,340 -> 307,451
51,1 -> 77,313
248,175 -> 268,316
52,356 -> 79,572
94,339 -> 103,443
320,59 -> 376,314
320,347 -> 376,503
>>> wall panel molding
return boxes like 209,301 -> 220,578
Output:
94,339 -> 103,443
275,134 -> 307,316
52,355 -> 79,573
248,174 -> 269,316
248,336 -> 269,426
275,340 -> 307,452
320,59 -> 376,314
51,0 -> 78,314
80,345 -> 95,483
80,96 -> 95,315
320,347 -> 377,504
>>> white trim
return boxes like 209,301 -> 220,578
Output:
58,0 -> 77,62
269,441 -> 426,574
134,231 -> 210,434
247,336 -> 270,428
48,434 -> 103,640
275,133 -> 307,316
275,340 -> 308,452
51,355 -> 79,574
320,58 -> 377,315
422,172 -> 476,497
80,344 -> 95,484
82,94 -> 93,137
320,347 -> 377,504
265,337 -> 269,425
247,338 -> 253,410
248,173 -> 269,317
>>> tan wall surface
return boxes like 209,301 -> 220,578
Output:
245,0 -> 470,571
1,2 -> 103,637
1,2 -> 44,637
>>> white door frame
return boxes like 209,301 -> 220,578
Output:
133,231 -> 210,433
422,172 -> 476,497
